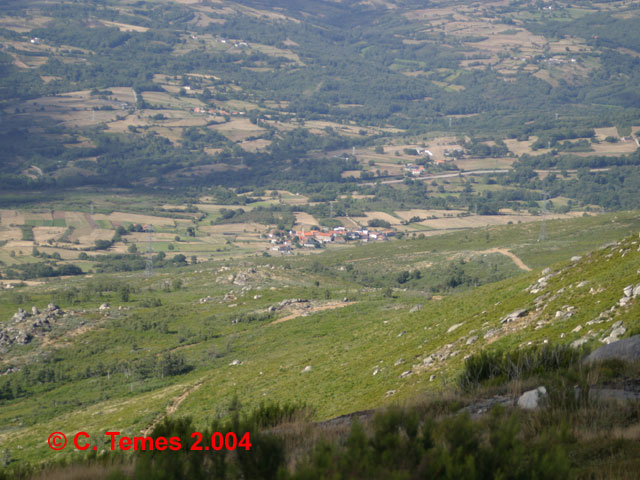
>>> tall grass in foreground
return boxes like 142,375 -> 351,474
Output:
459,343 -> 584,391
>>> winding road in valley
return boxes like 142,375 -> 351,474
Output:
361,169 -> 510,186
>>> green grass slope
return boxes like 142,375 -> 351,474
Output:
0,212 -> 639,467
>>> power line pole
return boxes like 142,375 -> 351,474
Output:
145,225 -> 154,278
539,191 -> 548,242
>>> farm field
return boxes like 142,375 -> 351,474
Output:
0,192 -> 596,286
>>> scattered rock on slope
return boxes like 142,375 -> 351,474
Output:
601,325 -> 626,344
447,322 -> 463,333
501,309 -> 527,324
233,273 -> 248,286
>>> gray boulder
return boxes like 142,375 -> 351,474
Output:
571,336 -> 591,348
517,386 -> 547,410
585,335 -> 640,363
501,309 -> 528,324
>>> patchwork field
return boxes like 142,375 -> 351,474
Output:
417,211 -> 584,230
0,195 -> 593,282
294,212 -> 320,228
393,209 -> 467,221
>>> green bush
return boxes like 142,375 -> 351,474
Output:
459,344 -> 582,390
290,407 -> 570,480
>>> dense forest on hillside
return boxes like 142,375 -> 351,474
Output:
2,0 -> 640,212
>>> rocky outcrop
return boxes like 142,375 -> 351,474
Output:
268,299 -> 309,312
527,273 -> 552,294
0,304 -> 63,348
278,298 -> 308,308
585,335 -> 640,363
601,321 -> 626,344
618,284 -> 640,307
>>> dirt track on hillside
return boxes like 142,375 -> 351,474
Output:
479,248 -> 531,271
142,382 -> 203,435
270,301 -> 352,325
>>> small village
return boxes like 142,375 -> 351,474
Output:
267,226 -> 396,254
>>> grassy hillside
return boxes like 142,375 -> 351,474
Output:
1,211 -> 639,470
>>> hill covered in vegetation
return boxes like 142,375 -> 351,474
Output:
1,0 -> 640,212
0,211 -> 639,478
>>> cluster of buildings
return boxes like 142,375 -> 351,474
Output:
193,107 -> 246,116
415,148 -> 433,157
216,38 -> 249,48
268,227 -> 395,254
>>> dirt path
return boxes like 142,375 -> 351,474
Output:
142,381 -> 203,435
83,212 -> 97,229
270,301 -> 352,325
479,248 -> 531,271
